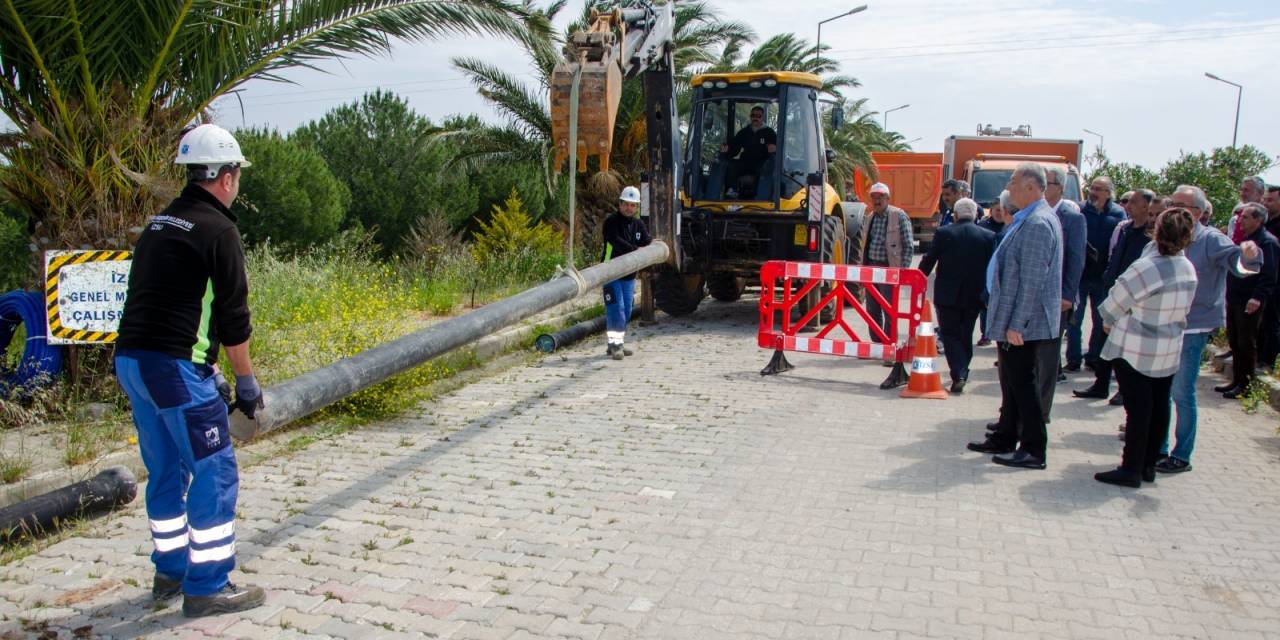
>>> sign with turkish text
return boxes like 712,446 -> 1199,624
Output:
44,250 -> 132,344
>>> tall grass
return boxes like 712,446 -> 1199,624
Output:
245,231 -> 564,420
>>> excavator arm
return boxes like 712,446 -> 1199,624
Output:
550,0 -> 681,267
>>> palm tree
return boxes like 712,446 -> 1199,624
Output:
0,0 -> 534,253
822,98 -> 911,191
708,33 -> 857,97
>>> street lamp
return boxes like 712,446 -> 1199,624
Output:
1083,128 -> 1104,151
1204,72 -> 1243,148
816,6 -> 868,64
883,104 -> 909,129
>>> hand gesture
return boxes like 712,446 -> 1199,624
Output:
1247,299 -> 1262,315
1005,330 -> 1024,346
1242,240 -> 1260,261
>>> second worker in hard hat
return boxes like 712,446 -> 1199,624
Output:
115,123 -> 265,618
601,186 -> 651,359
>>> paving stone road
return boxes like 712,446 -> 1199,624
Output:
3,299 -> 1279,639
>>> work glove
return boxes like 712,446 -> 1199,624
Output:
234,374 -> 264,420
213,370 -> 233,411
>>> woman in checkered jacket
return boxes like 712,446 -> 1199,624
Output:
1094,207 -> 1199,488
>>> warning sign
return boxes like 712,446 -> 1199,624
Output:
44,250 -> 132,344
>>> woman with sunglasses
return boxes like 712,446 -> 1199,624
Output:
1094,208 -> 1199,488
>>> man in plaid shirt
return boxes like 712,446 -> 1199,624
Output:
860,182 -> 913,339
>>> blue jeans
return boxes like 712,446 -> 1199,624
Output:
1162,332 -> 1211,462
603,278 -> 635,345
1067,278 -> 1108,365
115,350 -> 239,596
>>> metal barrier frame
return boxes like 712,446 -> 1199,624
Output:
758,261 -> 927,374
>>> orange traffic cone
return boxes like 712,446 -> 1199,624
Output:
900,304 -> 949,399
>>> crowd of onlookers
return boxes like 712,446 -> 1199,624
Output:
859,167 -> 1278,487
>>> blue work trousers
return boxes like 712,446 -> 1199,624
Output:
115,350 -> 239,596
1162,332 -> 1211,463
603,278 -> 635,345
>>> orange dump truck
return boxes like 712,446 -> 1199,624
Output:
945,129 -> 1085,209
850,151 -> 944,248
851,127 -> 1085,250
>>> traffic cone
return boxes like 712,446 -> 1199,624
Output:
900,304 -> 949,399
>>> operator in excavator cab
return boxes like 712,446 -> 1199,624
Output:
720,105 -> 777,199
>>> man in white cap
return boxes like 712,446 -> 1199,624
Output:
115,123 -> 264,617
859,182 -> 913,337
600,186 -> 651,359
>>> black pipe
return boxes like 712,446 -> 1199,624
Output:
0,467 -> 137,541
535,308 -> 637,353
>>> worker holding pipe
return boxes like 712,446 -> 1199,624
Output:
114,124 -> 265,618
601,186 -> 651,359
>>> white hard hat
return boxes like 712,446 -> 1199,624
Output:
175,124 -> 251,178
619,186 -> 642,203
869,182 -> 890,197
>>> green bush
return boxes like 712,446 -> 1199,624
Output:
0,205 -> 31,291
473,188 -> 563,281
231,129 -> 349,251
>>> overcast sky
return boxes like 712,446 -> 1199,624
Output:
114,1 -> 1280,185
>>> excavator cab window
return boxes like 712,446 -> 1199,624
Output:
779,87 -> 821,200
690,97 -> 778,201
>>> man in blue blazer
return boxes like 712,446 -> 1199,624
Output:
919,198 -> 995,393
969,163 -> 1064,470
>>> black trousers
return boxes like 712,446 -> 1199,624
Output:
1034,308 -> 1070,423
990,340 -> 1051,460
937,305 -> 980,382
1257,299 -> 1280,371
1112,358 -> 1173,473
1227,302 -> 1264,387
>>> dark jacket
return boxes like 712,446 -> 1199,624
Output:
117,184 -> 251,365
1104,221 -> 1152,290
919,219 -> 996,310
601,211 -> 651,281
1227,228 -> 1280,305
977,216 -> 1005,240
1081,198 -> 1125,281
727,125 -> 777,168
1054,200 -> 1087,306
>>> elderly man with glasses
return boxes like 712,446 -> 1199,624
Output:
1153,186 -> 1261,474
1067,177 -> 1126,373
1217,202 -> 1279,400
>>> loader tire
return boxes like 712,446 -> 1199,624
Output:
797,215 -> 848,327
707,274 -> 746,302
655,271 -> 706,317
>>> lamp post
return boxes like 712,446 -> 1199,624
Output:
883,104 -> 909,129
1083,128 -> 1104,151
816,5 -> 868,65
1204,72 -> 1243,148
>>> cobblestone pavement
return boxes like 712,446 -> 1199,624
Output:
3,300 -> 1279,639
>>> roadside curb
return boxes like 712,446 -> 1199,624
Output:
1205,344 -> 1280,412
0,294 -> 604,510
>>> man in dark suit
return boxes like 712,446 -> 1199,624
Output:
919,198 -> 995,393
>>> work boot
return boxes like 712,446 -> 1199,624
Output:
152,573 -> 183,602
183,582 -> 265,618
622,345 -> 634,357
607,344 -> 624,360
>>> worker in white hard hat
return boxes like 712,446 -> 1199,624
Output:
115,123 -> 265,617
860,181 -> 914,350
600,186 -> 651,359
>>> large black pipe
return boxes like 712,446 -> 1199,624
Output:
535,308 -> 637,353
231,242 -> 669,439
0,467 -> 137,541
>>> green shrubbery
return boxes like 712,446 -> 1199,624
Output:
0,206 -> 30,291
232,129 -> 349,251
472,189 -> 564,281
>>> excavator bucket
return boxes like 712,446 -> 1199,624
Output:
550,28 -> 622,174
